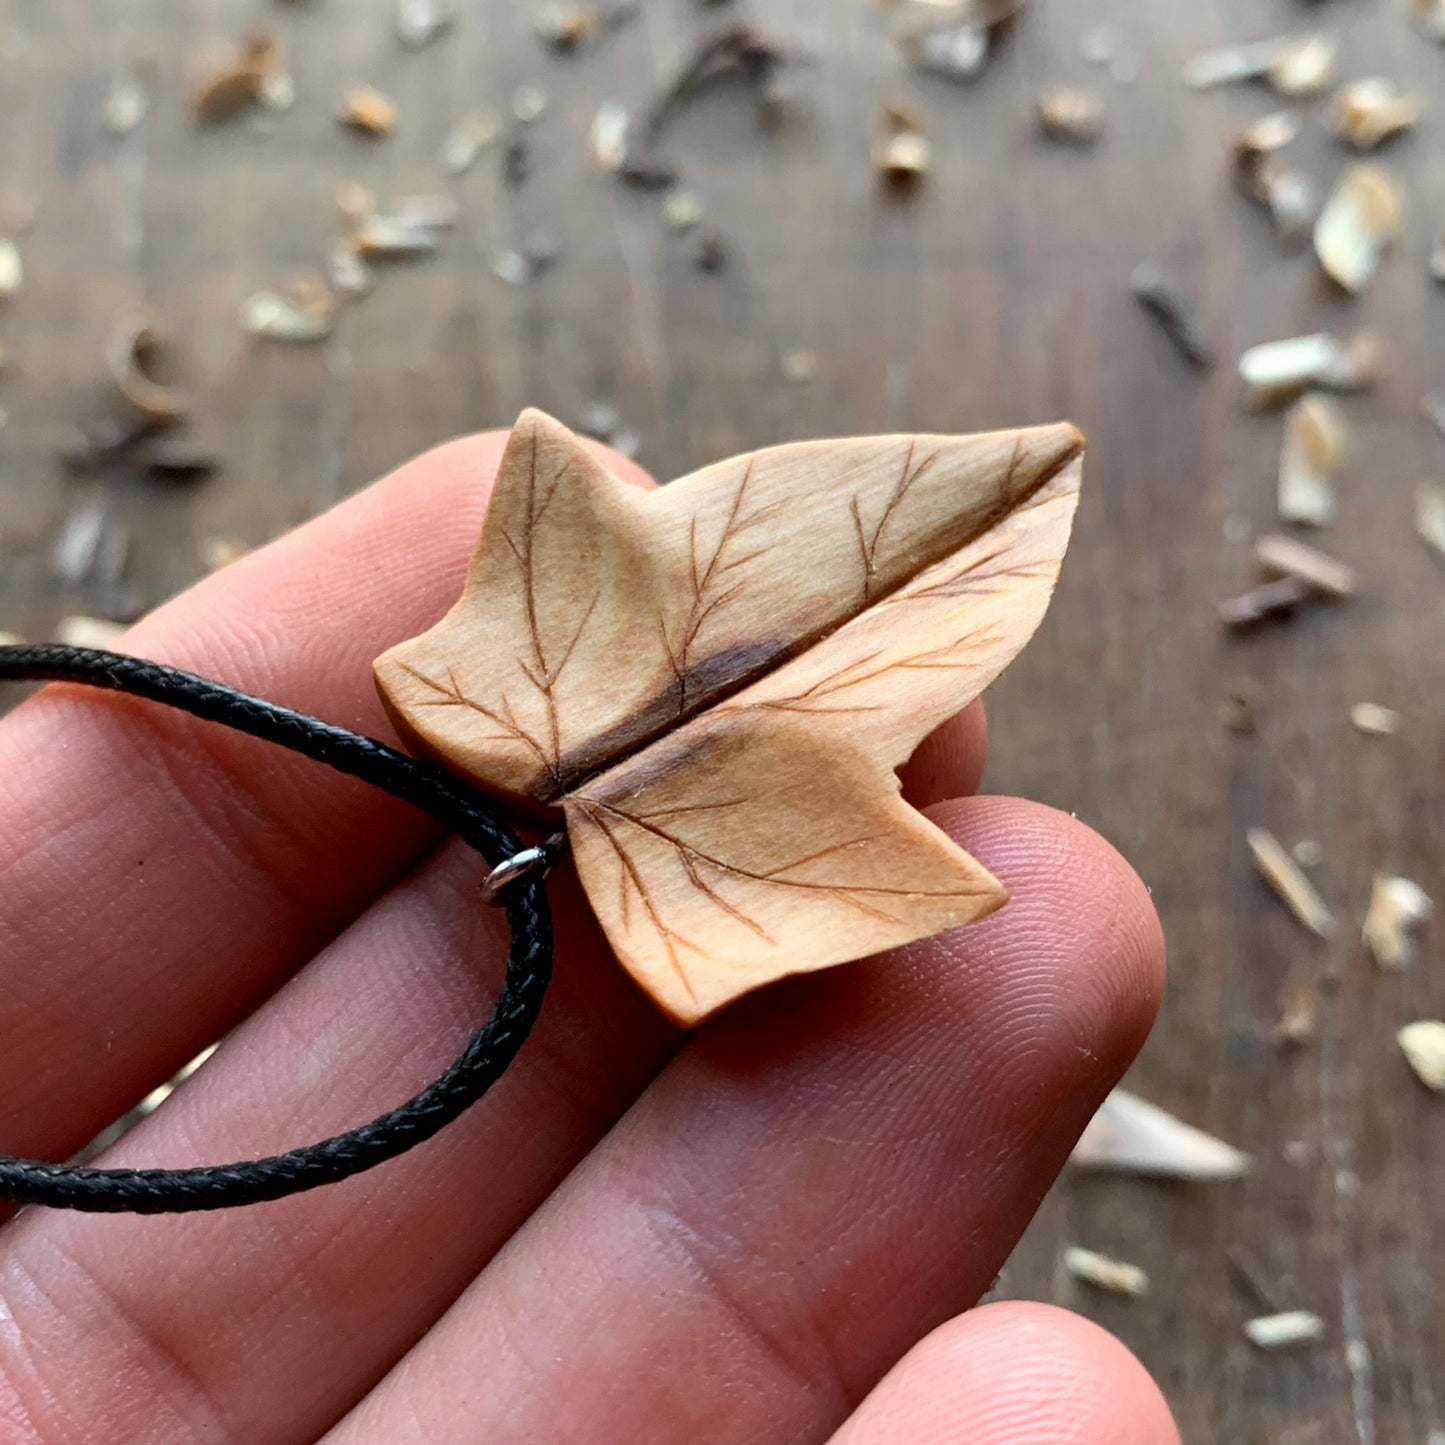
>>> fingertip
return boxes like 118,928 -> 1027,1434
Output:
832,1302 -> 1179,1445
900,701 -> 988,806
922,796 -> 1167,1071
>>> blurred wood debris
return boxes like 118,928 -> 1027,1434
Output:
1063,1247 -> 1149,1297
1070,1089 -> 1250,1180
395,0 -> 455,50
1247,826 -> 1337,938
1411,0 -> 1445,42
1314,163 -> 1403,293
194,33 -> 285,122
1232,112 -> 1320,241
1183,33 -> 1335,97
1349,701 -> 1399,736
1245,1311 -> 1326,1349
1332,79 -> 1422,151
241,280 -> 337,342
1418,482 -> 1445,560
1036,86 -> 1104,144
1398,1020 -> 1445,1091
1278,393 -> 1347,526
1238,333 -> 1378,408
1362,875 -> 1432,969
0,240 -> 21,300
880,0 -> 1026,83
109,322 -> 188,423
340,86 -> 399,136
1255,534 -> 1357,598
874,104 -> 931,187
1129,262 -> 1211,367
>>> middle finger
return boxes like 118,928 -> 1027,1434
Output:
0,718 -> 985,1443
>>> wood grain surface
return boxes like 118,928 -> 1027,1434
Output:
0,1 -> 1441,1439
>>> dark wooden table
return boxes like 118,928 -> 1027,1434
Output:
2,2 -> 1442,1439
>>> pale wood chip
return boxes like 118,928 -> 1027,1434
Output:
1363,875 -> 1432,968
1248,827 -> 1337,937
1063,1246 -> 1149,1297
1400,1021 -> 1445,1091
1245,1311 -> 1326,1348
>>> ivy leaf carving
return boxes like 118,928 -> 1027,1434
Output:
375,408 -> 1084,1024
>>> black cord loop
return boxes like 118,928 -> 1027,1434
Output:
0,643 -> 555,1214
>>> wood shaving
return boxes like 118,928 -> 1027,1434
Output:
1071,1089 -> 1250,1180
1184,36 -> 1285,89
56,616 -> 126,649
201,537 -> 250,571
1239,333 -> 1379,408
1220,681 -> 1262,735
109,322 -> 188,422
1267,34 -> 1336,97
535,4 -> 596,51
693,229 -> 729,272
441,111 -> 501,175
104,73 -> 149,135
781,348 -> 817,384
1078,25 -> 1118,65
325,242 -> 372,297
1233,110 -> 1300,162
194,34 -> 280,122
1219,576 -> 1313,630
1418,483 -> 1445,562
1292,839 -> 1323,868
910,25 -> 990,81
241,282 -> 336,342
491,249 -> 531,287
140,438 -> 220,482
1334,79 -> 1422,151
874,106 -> 931,188
634,23 -> 810,160
340,86 -> 398,136
1062,1246 -> 1149,1297
1037,87 -> 1104,144
1245,1311 -> 1326,1349
1248,826 -> 1337,938
51,502 -> 107,585
590,102 -> 630,172
617,157 -> 679,191
396,0 -> 455,48
1276,979 -> 1318,1047
1255,534 -> 1357,598
664,189 -> 704,231
351,213 -> 446,258
1231,113 -> 1318,240
1279,394 -> 1347,527
1413,0 -> 1445,42
1399,1020 -> 1445,1091
1314,164 -> 1403,294
1364,875 -> 1431,968
0,239 -> 20,300
512,83 -> 550,124
257,68 -> 296,113
1130,262 -> 1211,368
1350,702 -> 1399,736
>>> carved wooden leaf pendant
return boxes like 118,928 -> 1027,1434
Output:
375,409 -> 1084,1024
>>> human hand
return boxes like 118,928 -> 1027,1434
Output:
0,433 -> 1177,1443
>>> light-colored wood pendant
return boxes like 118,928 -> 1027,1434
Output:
375,409 -> 1083,1024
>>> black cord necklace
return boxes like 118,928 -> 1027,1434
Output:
0,643 -> 560,1214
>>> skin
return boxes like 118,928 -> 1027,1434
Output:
0,434 -> 1178,1445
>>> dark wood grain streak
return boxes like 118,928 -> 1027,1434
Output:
0,1 -> 1441,1439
